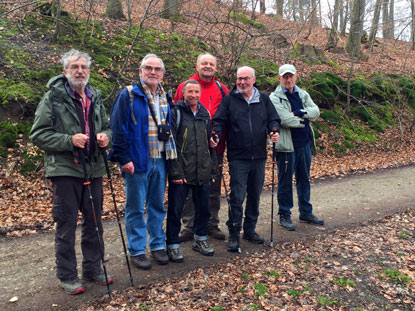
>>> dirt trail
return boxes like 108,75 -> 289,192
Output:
1,165 -> 414,311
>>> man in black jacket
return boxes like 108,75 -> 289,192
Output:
166,79 -> 218,262
212,66 -> 280,252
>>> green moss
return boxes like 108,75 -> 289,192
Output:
320,109 -> 341,124
0,79 -> 41,106
308,72 -> 345,109
229,11 -> 266,30
242,57 -> 279,91
0,122 -> 18,148
326,59 -> 344,70
350,80 -> 366,98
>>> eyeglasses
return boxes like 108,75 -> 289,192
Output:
142,66 -> 163,73
69,64 -> 89,70
237,76 -> 252,82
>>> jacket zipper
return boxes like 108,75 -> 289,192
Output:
181,128 -> 188,153
248,103 -> 254,159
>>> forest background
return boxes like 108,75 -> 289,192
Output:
1,1 -> 415,310
1,0 -> 415,235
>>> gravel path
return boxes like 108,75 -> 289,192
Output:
1,165 -> 414,311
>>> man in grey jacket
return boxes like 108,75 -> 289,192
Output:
269,64 -> 324,231
30,49 -> 112,295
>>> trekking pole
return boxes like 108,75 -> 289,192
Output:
101,148 -> 134,287
268,128 -> 278,248
78,148 -> 111,298
212,131 -> 241,253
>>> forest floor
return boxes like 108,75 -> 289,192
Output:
1,165 -> 414,311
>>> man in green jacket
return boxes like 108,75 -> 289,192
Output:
30,49 -> 112,295
269,64 -> 324,231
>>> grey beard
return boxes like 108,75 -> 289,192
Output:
66,74 -> 89,92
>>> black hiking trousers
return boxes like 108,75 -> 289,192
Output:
50,176 -> 104,281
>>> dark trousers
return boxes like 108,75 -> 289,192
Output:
227,159 -> 266,235
166,181 -> 211,246
181,155 -> 222,232
276,142 -> 313,216
51,176 -> 104,281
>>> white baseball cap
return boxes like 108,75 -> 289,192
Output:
278,64 -> 296,76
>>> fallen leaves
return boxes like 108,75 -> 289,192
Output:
75,208 -> 415,310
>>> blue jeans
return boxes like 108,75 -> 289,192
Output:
227,159 -> 266,235
166,182 -> 210,249
276,142 -> 313,216
123,157 -> 167,256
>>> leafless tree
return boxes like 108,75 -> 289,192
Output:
82,0 -> 96,45
127,0 -> 132,37
275,0 -> 283,19
106,0 -> 125,19
382,0 -> 394,39
326,0 -> 341,49
411,0 -> 415,49
346,0 -> 365,56
163,0 -> 181,18
52,0 -> 62,43
367,0 -> 381,50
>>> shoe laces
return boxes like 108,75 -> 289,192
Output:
170,248 -> 180,256
198,240 -> 209,249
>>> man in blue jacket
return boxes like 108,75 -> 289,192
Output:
212,66 -> 280,252
109,54 -> 177,270
269,64 -> 324,231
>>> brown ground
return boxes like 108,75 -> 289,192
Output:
1,165 -> 414,311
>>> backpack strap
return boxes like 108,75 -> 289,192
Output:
215,80 -> 225,97
126,85 -> 137,126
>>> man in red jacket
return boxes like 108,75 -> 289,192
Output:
174,53 -> 229,241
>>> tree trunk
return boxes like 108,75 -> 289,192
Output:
368,0 -> 381,50
106,0 -> 125,19
52,0 -> 61,43
382,0 -> 390,39
82,0 -> 96,45
340,0 -> 349,36
276,0 -> 284,19
345,0 -> 365,57
411,0 -> 415,50
259,0 -> 266,14
163,0 -> 181,18
127,0 -> 132,37
326,0 -> 341,50
311,0 -> 318,24
388,0 -> 394,39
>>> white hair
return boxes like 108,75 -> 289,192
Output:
60,49 -> 91,69
140,53 -> 165,72
237,66 -> 255,77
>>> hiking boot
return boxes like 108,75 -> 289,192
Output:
242,232 -> 265,244
227,234 -> 240,252
131,254 -> 152,270
151,249 -> 169,265
60,277 -> 84,295
192,240 -> 214,256
208,227 -> 226,240
299,214 -> 325,225
280,215 -> 296,231
167,248 -> 184,263
179,230 -> 193,242
83,270 -> 114,285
